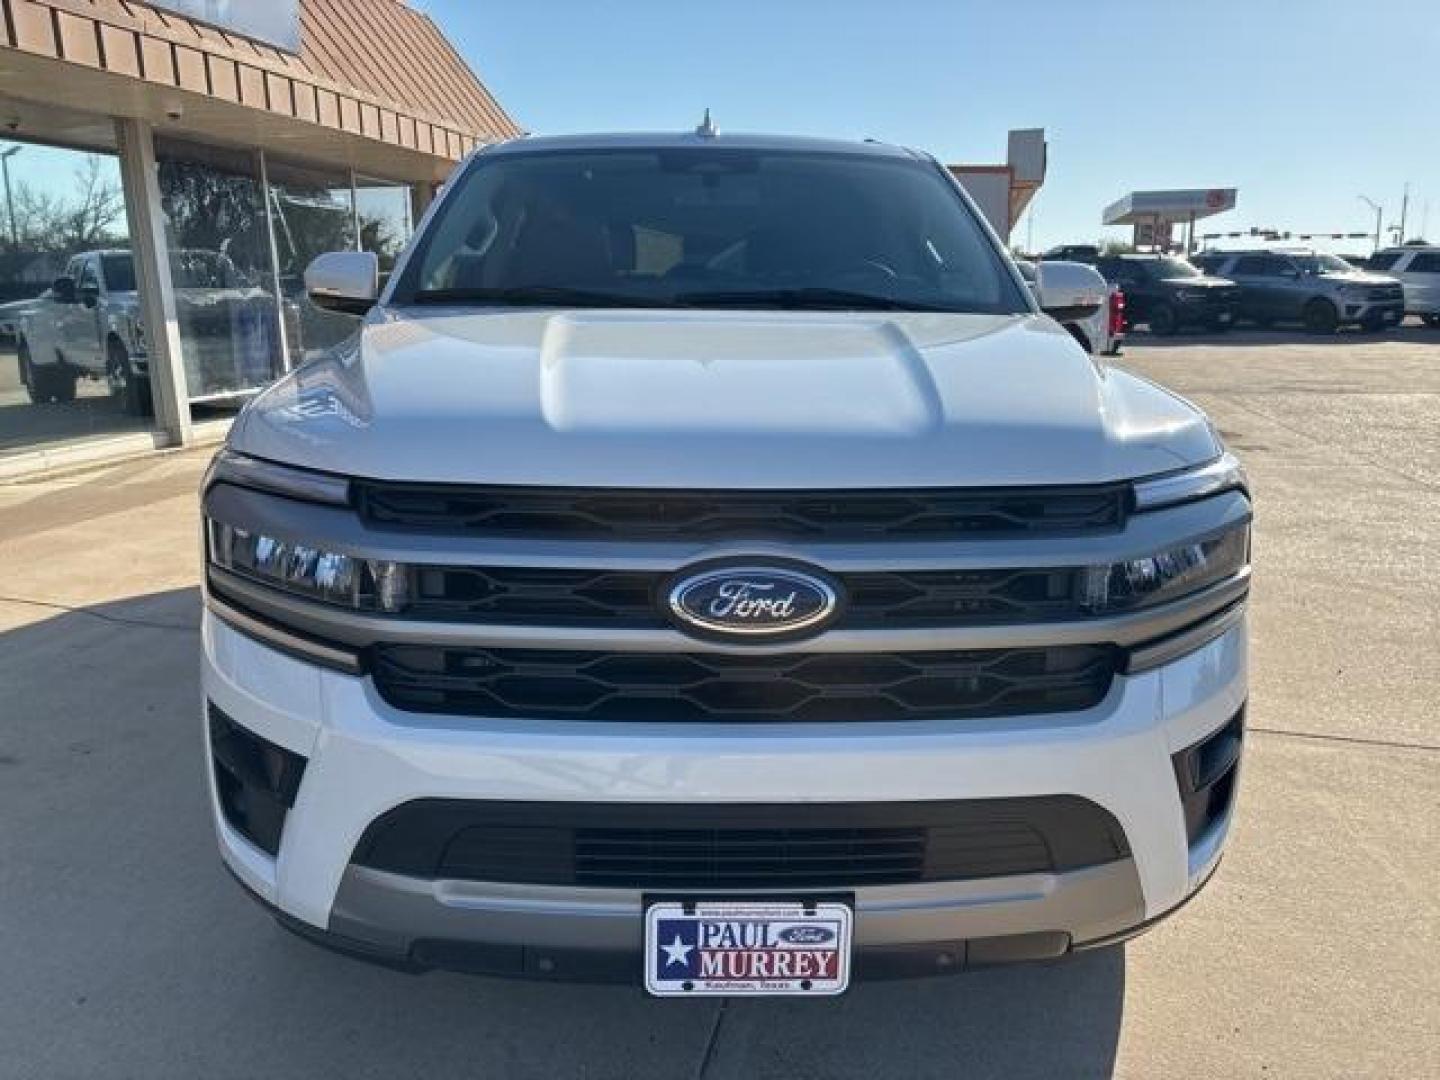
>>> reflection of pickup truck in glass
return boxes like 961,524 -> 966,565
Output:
18,249 -> 290,414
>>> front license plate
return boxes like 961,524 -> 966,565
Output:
644,900 -> 852,997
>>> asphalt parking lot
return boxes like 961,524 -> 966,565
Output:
1,327 -> 1436,1079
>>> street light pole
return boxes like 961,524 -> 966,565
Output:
1358,195 -> 1383,254
0,145 -> 22,254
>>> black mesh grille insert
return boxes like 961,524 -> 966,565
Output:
406,566 -> 1087,628
355,483 -> 1127,541
370,645 -> 1116,723
352,798 -> 1131,888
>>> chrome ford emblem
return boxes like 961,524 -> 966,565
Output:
668,564 -> 840,638
778,925 -> 836,945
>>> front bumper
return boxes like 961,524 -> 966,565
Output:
1342,299 -> 1405,324
203,605 -> 1247,981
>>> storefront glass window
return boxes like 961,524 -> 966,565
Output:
0,131 -> 159,463
266,157 -> 360,365
355,176 -> 415,277
154,137 -> 284,418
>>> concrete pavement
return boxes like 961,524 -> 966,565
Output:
0,332 -> 1436,1078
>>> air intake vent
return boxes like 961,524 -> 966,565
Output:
352,798 -> 1132,889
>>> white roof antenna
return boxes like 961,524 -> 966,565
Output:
696,108 -> 718,139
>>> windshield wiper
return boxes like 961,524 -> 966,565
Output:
671,288 -> 963,313
408,285 -> 673,308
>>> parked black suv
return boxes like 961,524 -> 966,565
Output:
1094,255 -> 1238,336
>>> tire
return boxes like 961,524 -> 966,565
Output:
17,339 -> 46,404
30,349 -> 78,403
50,362 -> 77,402
1303,298 -> 1340,335
1148,302 -> 1179,336
107,337 -> 152,417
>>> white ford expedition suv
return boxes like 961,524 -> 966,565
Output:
201,132 -> 1250,995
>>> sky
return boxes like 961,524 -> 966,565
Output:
418,0 -> 1439,253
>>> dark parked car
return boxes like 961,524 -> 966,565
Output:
1193,249 -> 1404,333
1094,255 -> 1238,335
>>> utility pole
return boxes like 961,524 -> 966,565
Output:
1398,182 -> 1410,244
0,145 -> 22,254
1358,195 -> 1383,254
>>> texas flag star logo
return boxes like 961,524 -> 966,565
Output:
655,920 -> 698,978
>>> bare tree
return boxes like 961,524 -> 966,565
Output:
11,155 -> 126,254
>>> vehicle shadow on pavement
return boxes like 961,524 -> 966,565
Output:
1124,324 -> 1436,349
0,587 -> 1123,1080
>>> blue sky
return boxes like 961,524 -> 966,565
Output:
419,0 -> 1439,253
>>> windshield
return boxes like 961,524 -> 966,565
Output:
1149,257 -> 1201,279
1293,253 -> 1355,275
99,251 -> 246,292
393,148 -> 1028,314
101,254 -> 137,293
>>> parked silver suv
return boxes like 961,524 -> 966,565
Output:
1193,248 -> 1403,333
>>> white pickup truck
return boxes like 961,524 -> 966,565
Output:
19,248 -> 282,414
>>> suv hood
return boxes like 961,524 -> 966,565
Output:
231,307 -> 1219,488
1159,276 -> 1234,288
1318,271 -> 1394,286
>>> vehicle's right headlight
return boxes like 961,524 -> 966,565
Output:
207,520 -> 410,613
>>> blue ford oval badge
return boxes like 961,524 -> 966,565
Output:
778,925 -> 837,945
668,565 -> 840,638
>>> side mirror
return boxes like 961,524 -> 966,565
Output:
52,276 -> 77,305
1035,261 -> 1105,322
305,250 -> 379,316
79,282 -> 100,309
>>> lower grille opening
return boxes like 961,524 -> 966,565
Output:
1172,706 -> 1244,846
370,645 -> 1117,723
352,798 -> 1132,889
208,702 -> 307,857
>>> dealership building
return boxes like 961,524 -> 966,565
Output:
0,0 -> 519,476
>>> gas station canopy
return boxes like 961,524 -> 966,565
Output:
1103,189 -> 1238,250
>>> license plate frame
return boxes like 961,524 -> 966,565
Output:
643,898 -> 853,997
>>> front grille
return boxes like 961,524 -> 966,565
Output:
1367,285 -> 1403,302
370,644 -> 1117,723
355,483 -> 1128,541
352,798 -> 1132,888
407,565 -> 1087,627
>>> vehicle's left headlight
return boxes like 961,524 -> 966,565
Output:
207,519 -> 410,612
1082,522 -> 1249,614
